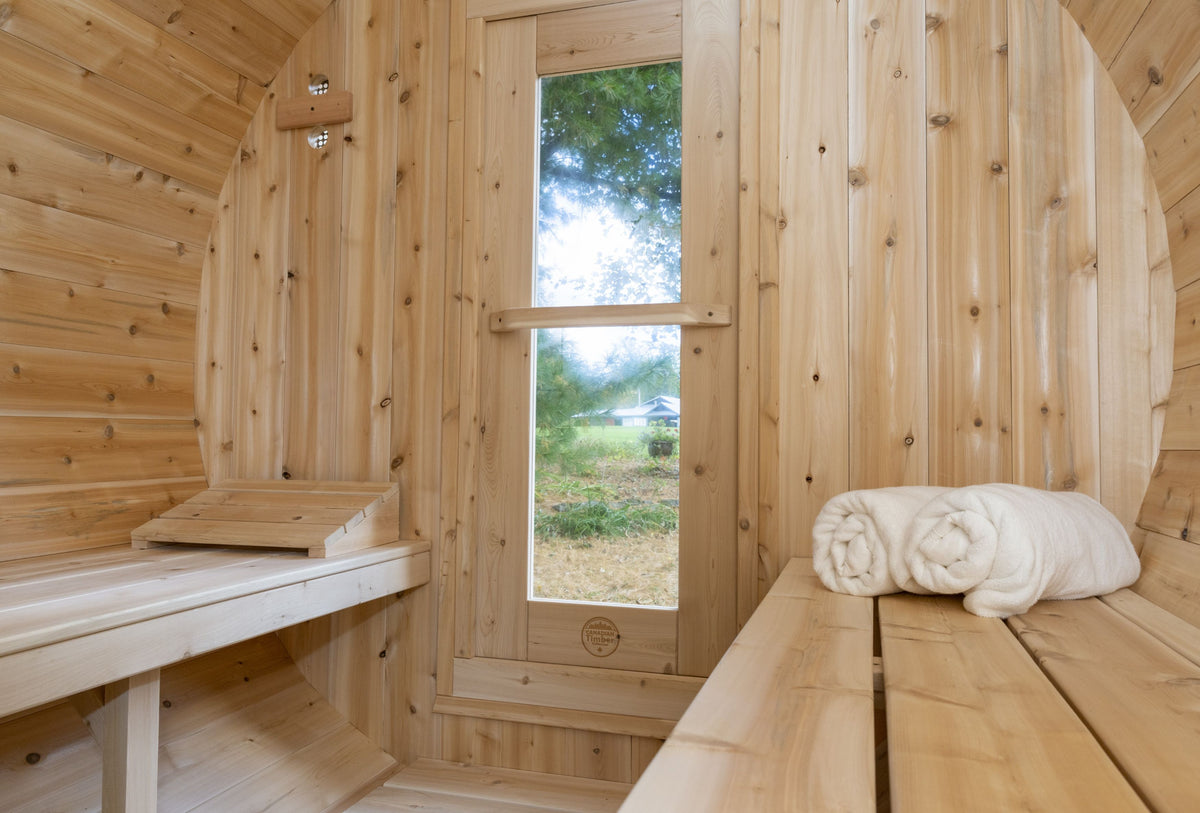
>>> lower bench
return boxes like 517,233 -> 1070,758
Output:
0,541 -> 430,809
625,557 -> 1200,811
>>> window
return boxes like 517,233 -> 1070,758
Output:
461,0 -> 738,680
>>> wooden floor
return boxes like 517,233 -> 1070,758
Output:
349,758 -> 632,812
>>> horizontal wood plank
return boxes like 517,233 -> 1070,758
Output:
527,600 -> 676,673
0,29 -> 234,193
1145,71 -> 1200,211
432,695 -> 676,739
0,269 -> 196,363
0,478 -> 206,563
490,303 -> 731,332
0,547 -> 430,717
0,417 -> 202,488
1130,529 -> 1200,629
1160,363 -> 1200,450
131,517 -> 346,548
1137,449 -> 1200,539
1102,585 -> 1200,667
0,343 -> 193,419
623,559 -> 875,812
0,0 -> 258,139
536,0 -> 681,76
157,503 -> 363,525
452,657 -> 701,720
1105,0 -> 1200,134
0,191 -> 202,305
276,89 -> 354,129
109,0 -> 297,87
374,758 -> 629,812
1010,598 -> 1200,811
0,115 -> 217,247
882,594 -> 1144,811
468,0 -> 619,20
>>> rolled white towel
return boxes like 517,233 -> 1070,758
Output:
812,487 -> 951,596
904,483 -> 1140,617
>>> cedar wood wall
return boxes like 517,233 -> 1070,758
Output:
1,0 -> 1199,781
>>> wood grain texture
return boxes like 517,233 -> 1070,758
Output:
1009,0 -> 1099,495
1132,529 -> 1200,629
1010,599 -> 1200,812
1105,0 -> 1200,135
0,192 -> 201,305
1175,278 -> 1200,369
770,0 -> 849,569
0,343 -> 193,419
0,0 -> 257,139
0,478 -> 205,563
1138,449 -> 1200,539
1160,364 -> 1200,450
0,417 -> 203,488
883,595 -> 1145,812
1144,73 -> 1200,211
108,0 -> 298,87
526,601 -> 676,673
624,560 -> 875,812
926,0 -> 1011,487
434,694 -> 676,739
848,0 -> 928,489
475,16 -> 537,661
0,29 -> 233,194
100,669 -> 160,813
535,0 -> 682,76
1165,183 -> 1200,290
1097,63 -> 1164,532
1057,0 -> 1150,68
677,0 -> 740,677
0,116 -> 216,247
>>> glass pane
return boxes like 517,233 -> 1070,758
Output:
531,326 -> 680,607
537,63 -> 683,307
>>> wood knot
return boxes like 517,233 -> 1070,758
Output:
400,90 -> 411,103
103,425 -> 114,439
925,13 -> 943,31
388,72 -> 399,82
973,417 -> 983,427
885,235 -> 896,248
739,518 -> 751,531
167,10 -> 182,24
1149,66 -> 1164,86
25,753 -> 40,765
379,397 -> 392,408
970,305 -> 980,317
990,162 -> 1005,174
1061,477 -> 1077,491
904,435 -> 914,446
929,114 -> 951,127
5,162 -> 15,174
869,18 -> 881,30
847,168 -> 867,187
805,475 -> 813,483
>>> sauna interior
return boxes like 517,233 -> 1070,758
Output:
5,0 -> 1200,809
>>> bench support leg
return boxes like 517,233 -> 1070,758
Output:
101,669 -> 160,813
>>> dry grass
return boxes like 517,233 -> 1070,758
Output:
532,453 -> 679,607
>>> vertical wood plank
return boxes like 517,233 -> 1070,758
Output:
772,0 -> 849,571
926,0 -> 1011,487
283,8 -> 345,481
454,15 -> 487,664
1009,0 -> 1099,496
1096,61 -> 1159,533
101,669 -> 160,813
736,0 -> 762,627
847,0 -> 927,489
678,0 -> 741,676
756,0 -> 782,599
570,730 -> 633,782
195,168 -> 237,485
232,85 -> 290,480
336,0 -> 400,482
475,16 -> 537,660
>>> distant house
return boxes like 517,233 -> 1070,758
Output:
606,395 -> 680,428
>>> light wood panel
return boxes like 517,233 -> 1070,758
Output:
0,344 -> 193,419
768,0 -> 849,573
1166,182 -> 1200,290
1009,0 -> 1099,495
1160,364 -> 1200,450
848,0 -> 927,489
0,116 -> 215,247
108,0 -> 298,87
1133,530 -> 1200,628
434,695 -> 676,739
882,595 -> 1145,811
1057,0 -> 1150,68
1010,599 -> 1200,812
926,0 -> 1011,487
1105,0 -> 1200,135
1138,449 -> 1200,539
1144,74 -> 1200,211
535,0 -> 682,76
0,192 -> 201,305
474,16 -> 537,661
527,601 -> 676,673
677,0 -> 740,676
0,0 -> 258,140
100,669 -> 160,812
624,559 -> 875,812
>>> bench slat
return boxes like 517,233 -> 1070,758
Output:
621,559 -> 875,812
131,517 -> 348,548
881,595 -> 1146,812
0,543 -> 429,657
1102,587 -> 1200,667
1010,598 -> 1200,812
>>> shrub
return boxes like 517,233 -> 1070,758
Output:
534,499 -> 678,539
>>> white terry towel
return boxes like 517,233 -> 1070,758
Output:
812,487 -> 951,596
904,483 -> 1140,618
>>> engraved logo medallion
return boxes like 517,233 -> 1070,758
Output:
581,616 -> 620,657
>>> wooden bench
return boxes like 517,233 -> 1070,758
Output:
625,557 -> 1200,811
0,539 -> 430,809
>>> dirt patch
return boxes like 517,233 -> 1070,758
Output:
532,454 -> 678,607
